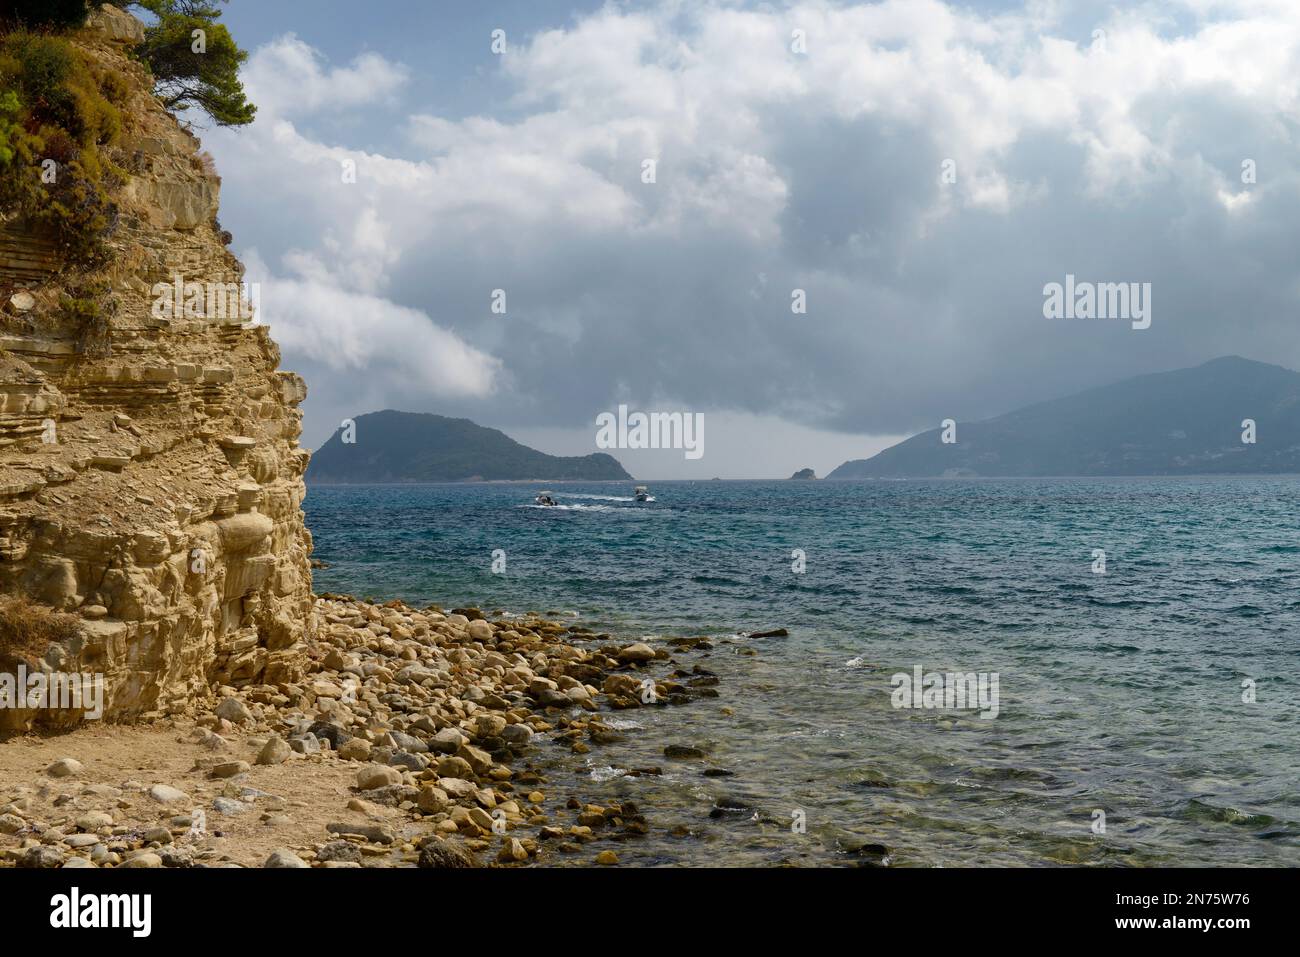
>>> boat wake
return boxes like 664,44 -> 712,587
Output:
519,503 -> 610,511
551,493 -> 656,504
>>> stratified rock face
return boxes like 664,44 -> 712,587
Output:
0,10 -> 313,728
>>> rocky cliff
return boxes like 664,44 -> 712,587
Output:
0,7 -> 313,728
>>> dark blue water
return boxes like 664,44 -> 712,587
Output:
305,478 -> 1300,866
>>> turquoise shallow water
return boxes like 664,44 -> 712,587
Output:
305,477 -> 1300,866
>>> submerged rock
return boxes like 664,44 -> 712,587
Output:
664,745 -> 706,759
844,841 -> 893,867
708,795 -> 756,819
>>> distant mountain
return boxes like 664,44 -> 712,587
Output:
829,357 -> 1300,478
789,468 -> 818,480
306,410 -> 632,483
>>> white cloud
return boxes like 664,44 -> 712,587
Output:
242,34 -> 408,117
242,249 -> 501,399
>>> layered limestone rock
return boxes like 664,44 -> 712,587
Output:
0,8 -> 313,728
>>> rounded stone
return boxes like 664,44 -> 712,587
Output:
45,758 -> 84,778
264,848 -> 309,868
149,784 -> 190,804
257,735 -> 292,766
119,852 -> 163,869
215,697 -> 252,724
337,738 -> 372,762
356,764 -> 401,790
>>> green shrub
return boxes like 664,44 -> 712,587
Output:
3,33 -> 123,148
61,277 -> 115,354
0,31 -> 123,264
0,0 -> 255,267
0,90 -> 19,165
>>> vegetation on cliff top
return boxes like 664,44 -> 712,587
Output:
0,0 -> 254,265
0,28 -> 126,263
0,0 -> 257,127
127,1 -> 256,127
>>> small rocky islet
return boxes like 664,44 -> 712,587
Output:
0,595 -> 725,868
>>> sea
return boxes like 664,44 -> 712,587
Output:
304,477 -> 1300,867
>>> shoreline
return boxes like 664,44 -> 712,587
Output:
0,594 -> 721,869
303,473 -> 1300,487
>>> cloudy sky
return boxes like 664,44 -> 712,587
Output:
202,0 -> 1300,478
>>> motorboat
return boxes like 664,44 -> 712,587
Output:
633,485 -> 651,502
534,491 -> 558,507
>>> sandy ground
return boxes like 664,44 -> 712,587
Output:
0,719 -> 414,867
